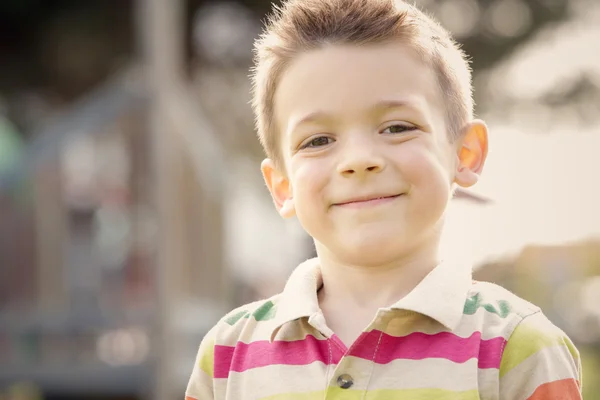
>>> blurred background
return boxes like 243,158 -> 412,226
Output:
0,0 -> 599,398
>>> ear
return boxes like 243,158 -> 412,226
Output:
454,119 -> 488,188
261,158 -> 296,218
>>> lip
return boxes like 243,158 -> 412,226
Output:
334,193 -> 404,208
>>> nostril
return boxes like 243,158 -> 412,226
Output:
367,166 -> 377,171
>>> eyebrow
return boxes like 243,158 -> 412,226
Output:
374,99 -> 423,113
289,98 -> 425,132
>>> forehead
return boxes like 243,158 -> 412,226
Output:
273,41 -> 445,135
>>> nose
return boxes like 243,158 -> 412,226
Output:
336,139 -> 385,177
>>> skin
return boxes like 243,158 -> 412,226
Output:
261,41 -> 488,346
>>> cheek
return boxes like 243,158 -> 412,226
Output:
397,142 -> 452,187
399,146 -> 451,202
289,159 -> 329,206
289,160 -> 332,238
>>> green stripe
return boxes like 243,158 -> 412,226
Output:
263,388 -> 480,399
463,293 -> 512,318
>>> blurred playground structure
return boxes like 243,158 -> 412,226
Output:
1,0 -> 599,399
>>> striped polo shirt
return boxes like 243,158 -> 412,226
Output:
185,258 -> 582,399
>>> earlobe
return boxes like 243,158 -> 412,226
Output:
261,158 -> 296,218
279,197 -> 296,218
454,120 -> 489,188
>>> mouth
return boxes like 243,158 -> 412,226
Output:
334,193 -> 404,208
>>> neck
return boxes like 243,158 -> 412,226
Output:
315,236 -> 441,311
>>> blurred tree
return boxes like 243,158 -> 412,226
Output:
0,0 -> 593,128
0,116 -> 22,174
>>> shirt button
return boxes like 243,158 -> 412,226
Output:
336,374 -> 354,389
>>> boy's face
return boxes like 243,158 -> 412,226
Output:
263,42 -> 487,266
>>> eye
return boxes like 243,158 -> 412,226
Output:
381,124 -> 417,134
300,136 -> 334,149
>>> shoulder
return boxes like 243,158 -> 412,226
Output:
498,311 -> 582,398
468,280 -> 540,320
468,282 -> 582,398
466,281 -> 576,349
206,293 -> 285,346
189,294 -> 285,379
459,280 -> 540,342
500,310 -> 581,377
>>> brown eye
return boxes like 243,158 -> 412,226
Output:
302,136 -> 333,149
382,124 -> 416,134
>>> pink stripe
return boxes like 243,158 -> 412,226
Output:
213,335 -> 342,378
214,331 -> 505,378
349,330 -> 505,368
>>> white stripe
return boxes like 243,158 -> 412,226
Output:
214,362 -> 331,399
186,368 -> 213,399
213,356 -> 487,398
477,367 -> 500,400
368,357 -> 480,391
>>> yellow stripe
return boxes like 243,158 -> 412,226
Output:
198,335 -> 215,377
262,388 -> 480,399
499,318 -> 566,377
565,336 -> 580,365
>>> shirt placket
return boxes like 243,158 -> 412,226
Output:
309,310 -> 390,399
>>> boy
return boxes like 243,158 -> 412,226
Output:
185,0 -> 583,398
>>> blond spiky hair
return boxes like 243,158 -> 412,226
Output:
251,0 -> 474,165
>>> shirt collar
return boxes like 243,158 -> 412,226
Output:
269,258 -> 323,342
387,258 -> 472,331
269,257 -> 472,341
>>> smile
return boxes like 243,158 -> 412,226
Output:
334,194 -> 404,208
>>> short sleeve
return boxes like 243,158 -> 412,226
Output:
185,325 -> 218,400
499,311 -> 582,400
